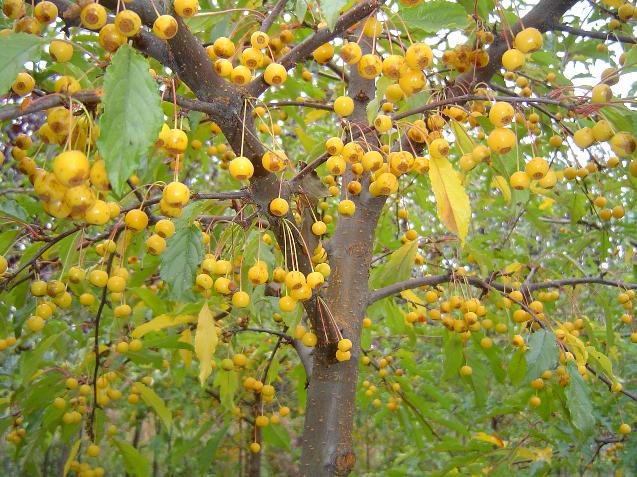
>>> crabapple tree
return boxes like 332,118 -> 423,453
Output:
0,0 -> 637,475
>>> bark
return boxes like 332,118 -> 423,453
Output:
298,198 -> 384,476
299,26 -> 385,477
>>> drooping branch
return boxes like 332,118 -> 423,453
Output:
247,0 -> 382,98
88,225 -> 123,442
526,277 -> 637,291
291,92 -> 576,184
586,365 -> 637,402
0,189 -> 249,290
367,273 -> 636,305
553,23 -> 637,44
0,224 -> 85,292
393,94 -> 574,121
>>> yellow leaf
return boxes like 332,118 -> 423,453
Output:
492,175 -> 511,203
504,262 -> 523,274
473,432 -> 506,448
294,126 -> 318,153
539,198 -> 555,210
63,440 -> 81,477
565,333 -> 588,365
428,156 -> 471,245
179,328 -> 193,368
400,289 -> 425,310
131,314 -> 195,339
195,301 -> 218,385
450,119 -> 475,154
516,446 -> 552,462
305,109 -> 329,123
586,346 -> 615,381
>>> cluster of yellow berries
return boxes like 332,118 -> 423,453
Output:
5,417 -> 26,445
442,44 -> 490,73
2,0 -> 58,36
361,355 -> 404,410
57,375 -> 153,430
23,242 -> 152,331
318,28 -> 433,101
207,29 -> 294,86
501,27 -> 544,72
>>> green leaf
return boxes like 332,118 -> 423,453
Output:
213,369 -> 238,411
160,224 -> 204,301
295,0 -> 308,21
134,382 -> 172,432
620,47 -> 637,73
0,199 -> 27,221
262,424 -> 291,450
450,119 -> 475,154
197,427 -> 227,471
569,192 -> 588,224
509,348 -> 527,385
130,286 -> 167,315
0,33 -> 44,94
367,76 -> 392,124
602,105 -> 636,133
565,361 -> 595,434
403,391 -> 470,435
20,333 -> 61,380
586,346 -> 615,382
443,331 -> 464,379
524,329 -> 558,381
112,438 -> 151,477
457,0 -> 494,21
320,0 -> 347,31
399,1 -> 468,33
466,355 -> 489,407
97,45 -> 162,196
371,240 -> 417,288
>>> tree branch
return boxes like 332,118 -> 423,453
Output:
291,92 -> 575,184
291,339 -> 314,382
368,273 -> 636,305
0,91 -> 102,122
88,226 -> 123,441
553,23 -> 637,44
43,0 -> 170,65
526,277 -> 637,291
451,0 -> 579,94
0,90 -> 230,123
265,100 -> 334,111
0,224 -> 84,291
586,365 -> 637,402
247,0 -> 381,97
234,327 -> 292,341
259,0 -> 288,33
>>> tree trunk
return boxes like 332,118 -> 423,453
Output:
299,195 -> 384,476
298,22 -> 384,475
